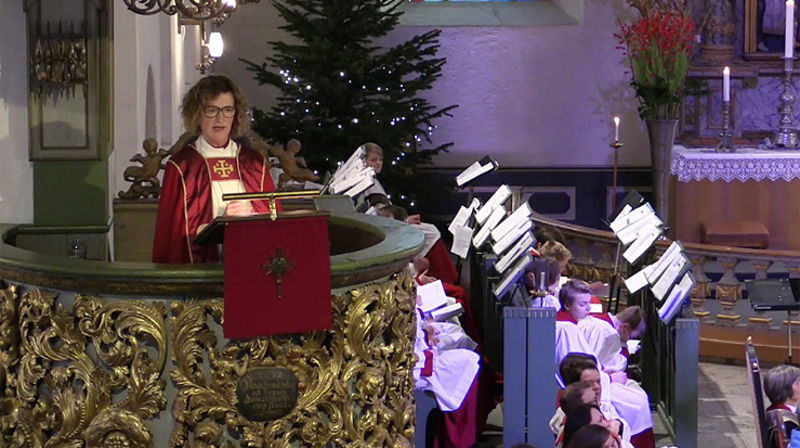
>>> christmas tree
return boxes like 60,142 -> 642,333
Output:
242,0 -> 456,212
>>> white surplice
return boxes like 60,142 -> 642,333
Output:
413,312 -> 480,412
578,315 -> 627,373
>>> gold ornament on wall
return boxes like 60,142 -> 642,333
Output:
168,272 -> 417,447
0,286 -> 168,447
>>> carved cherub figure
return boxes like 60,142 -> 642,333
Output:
277,138 -> 319,185
118,138 -> 170,199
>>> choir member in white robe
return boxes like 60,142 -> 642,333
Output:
578,306 -> 644,373
413,312 -> 480,412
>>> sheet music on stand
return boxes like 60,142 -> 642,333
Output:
455,155 -> 499,187
320,145 -> 377,197
607,192 -> 695,324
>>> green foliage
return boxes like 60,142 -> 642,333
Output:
242,0 -> 457,211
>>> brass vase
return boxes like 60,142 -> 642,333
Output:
646,118 -> 679,223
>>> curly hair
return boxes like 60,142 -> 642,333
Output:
180,75 -> 249,138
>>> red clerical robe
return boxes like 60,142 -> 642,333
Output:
152,140 -> 277,263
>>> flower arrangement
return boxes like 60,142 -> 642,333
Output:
615,8 -> 697,120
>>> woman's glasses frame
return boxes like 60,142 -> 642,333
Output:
203,105 -> 236,119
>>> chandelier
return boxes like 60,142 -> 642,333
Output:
122,0 -> 260,24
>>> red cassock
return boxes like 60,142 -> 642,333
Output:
152,141 -> 278,264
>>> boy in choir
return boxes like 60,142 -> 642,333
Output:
549,380 -> 601,437
578,306 -> 645,373
555,282 -> 655,448
764,364 -> 800,447
534,224 -> 566,247
558,354 -> 643,448
524,255 -> 562,308
412,269 -> 496,448
560,404 -> 627,448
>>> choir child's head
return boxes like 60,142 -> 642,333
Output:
614,305 -> 645,342
561,380 -> 599,416
559,352 -> 601,399
363,142 -> 384,174
559,279 -> 593,321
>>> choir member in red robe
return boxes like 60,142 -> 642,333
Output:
764,364 -> 800,448
153,75 -> 278,263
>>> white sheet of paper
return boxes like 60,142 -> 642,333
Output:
624,269 -> 649,294
610,203 -> 655,234
495,233 -> 534,274
616,213 -> 662,246
493,254 -> 532,299
622,226 -> 661,264
590,303 -> 604,313
615,204 -> 633,220
456,160 -> 496,187
343,173 -> 376,197
473,205 -> 507,248
448,205 -> 473,235
652,255 -> 687,301
451,225 -> 474,259
475,185 -> 511,225
491,203 -> 532,242
658,272 -> 694,323
492,220 -> 532,255
417,280 -> 450,313
643,241 -> 683,284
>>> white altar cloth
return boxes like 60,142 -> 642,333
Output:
670,145 -> 800,183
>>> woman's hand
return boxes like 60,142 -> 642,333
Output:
224,200 -> 254,217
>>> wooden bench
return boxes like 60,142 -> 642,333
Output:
745,337 -> 771,448
701,221 -> 769,249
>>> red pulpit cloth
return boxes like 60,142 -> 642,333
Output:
223,215 -> 331,338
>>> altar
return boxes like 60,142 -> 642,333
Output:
669,146 -> 800,250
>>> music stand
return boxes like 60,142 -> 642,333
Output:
747,278 -> 800,364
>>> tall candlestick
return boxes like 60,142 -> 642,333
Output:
613,116 -> 620,141
723,66 -> 730,102
787,0 -> 795,59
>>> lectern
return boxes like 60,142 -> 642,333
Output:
195,209 -> 332,339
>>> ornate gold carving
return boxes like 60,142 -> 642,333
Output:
0,287 -> 167,447
169,272 -> 416,447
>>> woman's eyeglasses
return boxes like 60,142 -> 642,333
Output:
203,105 -> 236,118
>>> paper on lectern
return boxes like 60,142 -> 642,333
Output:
492,219 -> 533,255
495,233 -> 534,274
493,254 -> 532,299
451,224 -> 474,259
658,272 -> 695,323
651,254 -> 688,301
473,205 -> 507,248
475,185 -> 511,225
491,203 -> 532,242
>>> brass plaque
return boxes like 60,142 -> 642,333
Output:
236,367 -> 298,422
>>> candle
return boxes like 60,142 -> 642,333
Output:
613,116 -> 620,141
723,66 -> 730,102
787,0 -> 795,59
539,271 -> 545,291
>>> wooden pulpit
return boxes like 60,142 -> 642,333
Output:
195,210 -> 332,339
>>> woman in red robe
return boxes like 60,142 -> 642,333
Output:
152,75 -> 277,263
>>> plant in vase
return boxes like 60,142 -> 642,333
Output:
614,2 -> 696,221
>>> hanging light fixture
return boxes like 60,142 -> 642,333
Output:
197,31 -> 224,74
122,0 -> 258,23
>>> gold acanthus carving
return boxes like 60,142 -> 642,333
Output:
0,285 -> 168,448
168,272 -> 417,447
